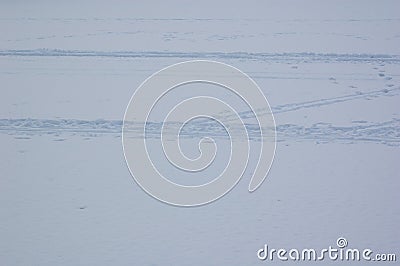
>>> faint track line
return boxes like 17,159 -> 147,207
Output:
272,87 -> 400,114
1,49 -> 400,64
1,118 -> 398,146
1,87 -> 399,145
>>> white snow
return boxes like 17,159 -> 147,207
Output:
0,1 -> 399,265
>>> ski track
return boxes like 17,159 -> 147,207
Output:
1,86 -> 399,146
1,49 -> 400,64
1,118 -> 398,146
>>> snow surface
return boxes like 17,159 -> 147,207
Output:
1,1 -> 399,265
